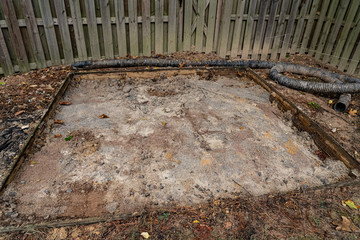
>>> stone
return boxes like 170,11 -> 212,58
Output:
123,86 -> 132,93
105,202 -> 118,213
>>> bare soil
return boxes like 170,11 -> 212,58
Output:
0,66 -> 70,187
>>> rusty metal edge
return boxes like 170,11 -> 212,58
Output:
245,68 -> 360,171
0,72 -> 74,195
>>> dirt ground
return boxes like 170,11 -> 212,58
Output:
0,52 -> 360,239
0,68 -> 351,225
0,66 -> 70,187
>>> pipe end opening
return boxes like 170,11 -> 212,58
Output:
334,102 -> 346,112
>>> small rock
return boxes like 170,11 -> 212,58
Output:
124,93 -> 130,98
140,105 -> 148,114
145,193 -> 150,197
105,202 -> 118,213
20,181 -> 26,185
154,202 -> 158,205
320,178 -> 328,185
10,212 -> 19,218
137,95 -> 149,104
123,86 -> 132,93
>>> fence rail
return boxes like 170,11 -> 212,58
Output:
0,0 -> 359,76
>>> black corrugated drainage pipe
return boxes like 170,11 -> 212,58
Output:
72,59 -> 360,112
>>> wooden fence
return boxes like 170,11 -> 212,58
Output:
0,0 -> 359,76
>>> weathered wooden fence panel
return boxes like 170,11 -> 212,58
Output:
0,0 -> 359,75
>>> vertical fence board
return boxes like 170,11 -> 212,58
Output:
69,0 -> 87,60
84,0 -> 101,59
213,0 -> 223,50
270,0 -> 289,59
347,44 -> 360,73
155,0 -> 164,53
2,0 -> 29,71
177,0 -> 184,51
330,0 -> 359,66
290,0 -> 310,54
261,0 -> 279,60
142,0 -> 151,56
242,0 -> 257,59
300,0 -> 320,54
168,0 -> 177,53
101,0 -> 114,58
183,0 -> 193,51
38,0 -> 61,65
337,14 -> 360,71
127,0 -> 139,56
205,0 -> 217,53
230,0 -> 245,58
0,28 -> 14,75
308,0 -> 330,56
253,0 -> 270,59
314,0 -> 340,60
54,0 -> 74,63
280,0 -> 300,59
195,0 -> 205,52
21,0 -> 46,68
217,0 -> 232,57
115,0 -> 127,57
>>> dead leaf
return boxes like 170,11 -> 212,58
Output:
54,134 -> 62,138
54,120 -> 64,124
59,101 -> 71,105
15,110 -> 25,116
98,114 -> 110,119
349,109 -> 358,116
140,232 -> 150,239
179,62 -> 186,69
342,199 -> 360,210
224,221 -> 232,230
161,122 -> 167,126
335,216 -> 360,232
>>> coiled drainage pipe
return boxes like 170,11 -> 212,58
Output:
72,59 -> 360,112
